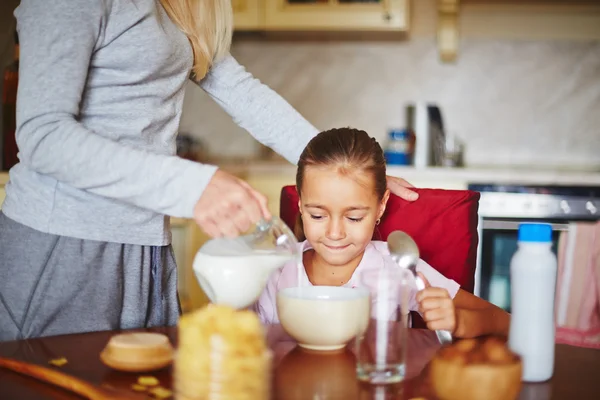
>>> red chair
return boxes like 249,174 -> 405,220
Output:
279,186 -> 481,293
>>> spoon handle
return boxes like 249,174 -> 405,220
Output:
414,275 -> 453,345
435,329 -> 453,345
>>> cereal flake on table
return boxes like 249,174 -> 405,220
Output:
138,375 -> 160,386
131,383 -> 147,391
149,386 -> 173,399
48,357 -> 68,367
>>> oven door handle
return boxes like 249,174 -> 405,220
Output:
482,220 -> 570,231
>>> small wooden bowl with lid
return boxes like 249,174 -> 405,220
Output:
430,336 -> 522,400
100,332 -> 174,372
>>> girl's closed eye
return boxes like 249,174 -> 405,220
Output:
347,216 -> 364,222
309,214 -> 325,220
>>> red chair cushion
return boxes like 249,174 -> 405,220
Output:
280,186 -> 480,293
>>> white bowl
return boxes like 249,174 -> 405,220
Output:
277,286 -> 370,351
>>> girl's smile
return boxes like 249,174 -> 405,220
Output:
322,243 -> 351,251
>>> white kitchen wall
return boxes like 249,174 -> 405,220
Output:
179,38 -> 600,170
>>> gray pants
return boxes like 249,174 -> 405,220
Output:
0,213 -> 180,342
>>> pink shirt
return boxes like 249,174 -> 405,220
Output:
253,240 -> 460,324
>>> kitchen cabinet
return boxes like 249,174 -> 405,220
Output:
438,0 -> 600,62
263,0 -> 409,31
233,0 -> 263,30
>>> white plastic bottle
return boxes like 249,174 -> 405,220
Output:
508,223 -> 557,382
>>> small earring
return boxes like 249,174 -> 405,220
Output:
376,219 -> 381,225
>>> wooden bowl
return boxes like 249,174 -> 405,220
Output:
100,333 -> 174,372
430,337 -> 522,400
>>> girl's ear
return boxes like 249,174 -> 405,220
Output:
377,189 -> 390,220
295,198 -> 306,241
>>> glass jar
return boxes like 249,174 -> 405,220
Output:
175,305 -> 272,400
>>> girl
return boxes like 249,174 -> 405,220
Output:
254,128 -> 510,338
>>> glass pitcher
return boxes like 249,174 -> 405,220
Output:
192,217 -> 299,309
243,217 -> 298,254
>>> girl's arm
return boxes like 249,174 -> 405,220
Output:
415,272 -> 510,339
416,285 -> 511,339
452,289 -> 511,338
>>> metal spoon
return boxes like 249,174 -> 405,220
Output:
387,230 -> 453,345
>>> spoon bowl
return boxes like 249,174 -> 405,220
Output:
387,230 -> 453,345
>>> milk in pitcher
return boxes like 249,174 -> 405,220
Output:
193,238 -> 295,309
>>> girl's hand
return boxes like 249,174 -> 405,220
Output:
386,176 -> 419,201
415,272 -> 457,333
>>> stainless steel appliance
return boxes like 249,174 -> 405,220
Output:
406,103 -> 445,167
469,184 -> 600,312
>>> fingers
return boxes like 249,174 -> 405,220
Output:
395,186 -> 419,201
239,180 -> 271,220
214,204 -> 253,238
417,272 -> 430,288
416,287 -> 456,333
194,214 -> 220,238
213,209 -> 240,238
421,301 -> 456,332
427,317 -> 456,332
421,307 -> 451,323
418,296 -> 449,313
415,286 -> 448,303
386,175 -> 419,201
232,188 -> 263,230
393,176 -> 416,188
228,206 -> 253,235
193,170 -> 268,238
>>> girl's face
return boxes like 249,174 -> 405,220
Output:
299,165 -> 389,268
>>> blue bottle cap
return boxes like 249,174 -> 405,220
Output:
518,223 -> 552,243
388,129 -> 410,140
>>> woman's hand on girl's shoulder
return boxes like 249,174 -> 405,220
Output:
386,176 -> 419,201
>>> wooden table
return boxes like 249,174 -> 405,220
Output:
0,326 -> 598,399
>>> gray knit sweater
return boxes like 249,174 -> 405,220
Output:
3,0 -> 318,245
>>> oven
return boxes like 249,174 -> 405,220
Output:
469,184 -> 600,313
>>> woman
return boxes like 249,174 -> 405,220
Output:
0,0 -> 416,341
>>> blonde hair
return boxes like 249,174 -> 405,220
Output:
159,0 -> 233,79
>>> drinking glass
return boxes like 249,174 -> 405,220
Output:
355,268 -> 412,384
